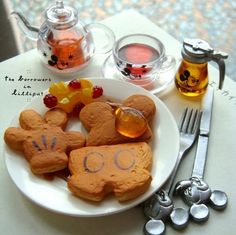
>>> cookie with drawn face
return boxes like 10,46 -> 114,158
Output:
68,142 -> 152,202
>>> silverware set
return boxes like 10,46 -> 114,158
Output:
143,88 -> 228,235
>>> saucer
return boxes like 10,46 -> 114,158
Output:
102,54 -> 176,95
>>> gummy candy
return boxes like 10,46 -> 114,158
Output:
44,78 -> 101,113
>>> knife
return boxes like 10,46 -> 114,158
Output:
191,87 -> 214,179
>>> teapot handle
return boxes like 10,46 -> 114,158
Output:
85,23 -> 115,54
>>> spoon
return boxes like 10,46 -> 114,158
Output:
143,219 -> 165,235
172,88 -> 228,226
209,190 -> 228,210
143,108 -> 201,234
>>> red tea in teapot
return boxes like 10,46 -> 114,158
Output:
12,0 -> 115,74
46,31 -> 89,71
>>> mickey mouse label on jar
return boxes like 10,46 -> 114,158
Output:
175,59 -> 208,97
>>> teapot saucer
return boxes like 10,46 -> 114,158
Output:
101,54 -> 176,95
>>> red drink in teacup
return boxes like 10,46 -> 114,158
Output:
113,34 -> 175,87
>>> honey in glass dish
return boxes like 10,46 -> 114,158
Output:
114,106 -> 147,138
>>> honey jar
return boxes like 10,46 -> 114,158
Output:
175,39 -> 228,96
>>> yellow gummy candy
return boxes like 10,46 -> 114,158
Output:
49,82 -> 70,99
47,78 -> 94,113
80,79 -> 93,89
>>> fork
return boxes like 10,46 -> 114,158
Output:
143,108 -> 201,232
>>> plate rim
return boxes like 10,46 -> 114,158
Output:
3,77 -> 179,217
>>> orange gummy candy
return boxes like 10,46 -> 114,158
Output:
47,79 -> 93,113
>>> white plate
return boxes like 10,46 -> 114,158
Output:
4,78 -> 179,217
102,54 -> 176,95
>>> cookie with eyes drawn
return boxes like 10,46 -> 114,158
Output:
4,108 -> 85,174
79,94 -> 156,146
68,142 -> 152,202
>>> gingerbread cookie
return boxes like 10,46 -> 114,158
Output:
4,108 -> 85,174
79,94 -> 156,146
68,142 -> 152,202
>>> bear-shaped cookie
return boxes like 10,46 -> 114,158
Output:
4,108 -> 85,174
79,94 -> 156,146
68,142 -> 152,202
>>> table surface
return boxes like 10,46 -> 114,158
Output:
5,0 -> 236,82
0,10 -> 236,235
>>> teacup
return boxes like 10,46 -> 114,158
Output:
112,34 -> 176,87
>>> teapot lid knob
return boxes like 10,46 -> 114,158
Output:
45,0 -> 78,29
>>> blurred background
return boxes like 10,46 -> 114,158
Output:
1,0 -> 235,81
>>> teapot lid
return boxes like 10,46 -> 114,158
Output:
45,0 -> 78,29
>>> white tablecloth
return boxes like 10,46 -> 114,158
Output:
0,10 -> 236,235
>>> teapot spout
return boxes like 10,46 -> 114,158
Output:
11,11 -> 39,41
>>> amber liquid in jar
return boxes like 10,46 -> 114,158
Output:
114,107 -> 147,138
175,59 -> 209,97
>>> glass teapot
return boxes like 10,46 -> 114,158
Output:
11,0 -> 115,74
175,38 -> 228,96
